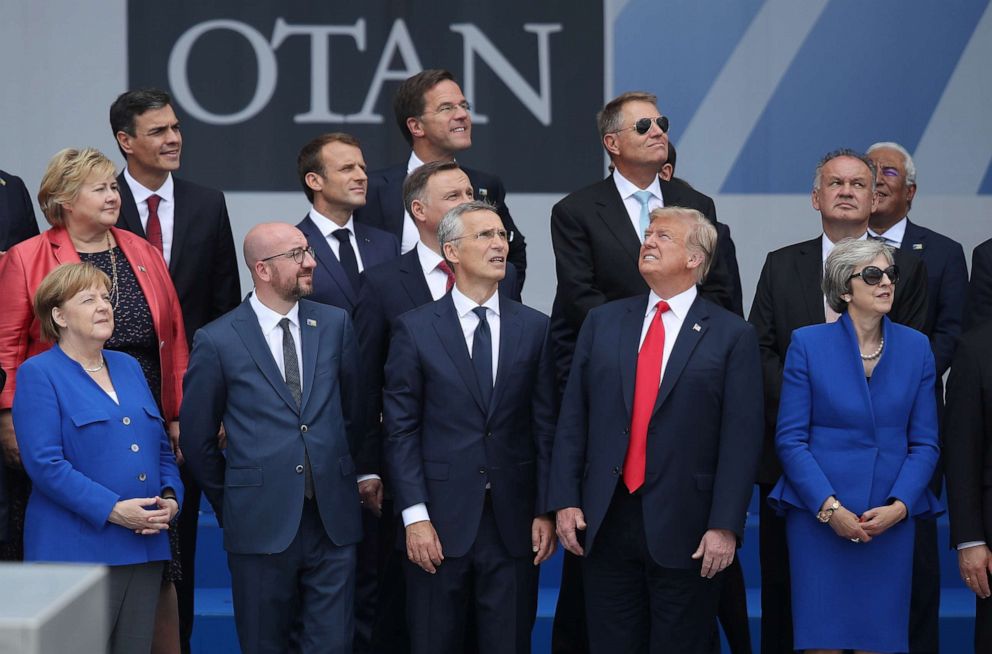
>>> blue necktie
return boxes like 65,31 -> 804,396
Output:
633,190 -> 653,241
471,307 -> 493,408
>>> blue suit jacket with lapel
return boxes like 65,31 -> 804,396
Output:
14,347 -> 182,565
352,248 -> 520,475
901,219 -> 968,376
382,293 -> 557,559
180,299 -> 364,554
0,169 -> 39,251
116,173 -> 241,346
547,294 -> 764,569
353,162 -> 528,292
768,314 -> 941,519
297,213 -> 399,314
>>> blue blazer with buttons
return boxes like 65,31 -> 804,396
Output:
13,346 -> 182,565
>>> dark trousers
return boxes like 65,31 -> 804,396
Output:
176,467 -> 200,654
977,585 -> 992,653
405,496 -> 538,654
758,483 -> 793,654
909,517 -> 940,653
227,498 -> 356,654
583,488 -> 722,654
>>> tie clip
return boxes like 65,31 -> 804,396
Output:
307,318 -> 317,327
692,323 -> 701,332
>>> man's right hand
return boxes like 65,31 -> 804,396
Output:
556,507 -> 587,556
0,410 -> 20,468
959,544 -> 992,599
406,520 -> 444,574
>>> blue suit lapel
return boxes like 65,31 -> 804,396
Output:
299,215 -> 357,306
900,220 -> 926,255
489,300 -> 522,419
838,312 -> 878,430
354,223 -> 384,269
381,166 -> 407,238
595,177 -> 641,265
619,299 -> 645,419
398,250 -> 433,306
653,297 -> 708,416
299,303 -> 319,410
432,295 -> 487,414
231,303 -> 299,413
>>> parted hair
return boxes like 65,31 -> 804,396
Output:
437,199 -> 499,255
37,148 -> 117,227
297,132 -> 362,203
109,88 -> 173,158
597,91 -> 658,140
647,206 -> 717,283
34,263 -> 112,342
393,69 -> 456,146
822,238 -> 895,314
403,160 -> 462,216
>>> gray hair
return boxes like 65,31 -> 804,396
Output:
437,199 -> 499,255
647,206 -> 717,283
812,148 -> 877,194
822,238 -> 895,313
597,91 -> 658,140
866,141 -> 917,186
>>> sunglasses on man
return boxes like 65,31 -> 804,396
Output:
848,265 -> 899,285
615,116 -> 670,135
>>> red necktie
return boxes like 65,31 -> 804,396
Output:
436,260 -> 456,292
145,194 -> 164,254
624,300 -> 669,493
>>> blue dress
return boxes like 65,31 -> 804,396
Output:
767,314 -> 942,653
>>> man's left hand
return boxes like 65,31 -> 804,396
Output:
691,528 -> 736,578
167,421 -> 183,466
531,515 -> 557,565
358,479 -> 384,517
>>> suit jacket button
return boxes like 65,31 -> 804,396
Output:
478,467 -> 486,475
612,466 -> 619,475
295,465 -> 305,474
138,473 -> 147,481
301,424 -> 308,432
122,417 -> 131,425
486,431 -> 493,438
131,444 -> 140,452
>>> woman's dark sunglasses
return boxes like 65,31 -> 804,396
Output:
849,264 -> 899,285
616,116 -> 670,135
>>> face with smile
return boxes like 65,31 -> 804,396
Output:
868,147 -> 915,224
605,100 -> 669,174
844,253 -> 895,319
117,105 -> 182,182
638,213 -> 701,295
52,283 -> 115,345
308,141 -> 368,219
410,80 -> 472,157
63,172 -> 121,233
812,156 -> 877,229
443,209 -> 507,286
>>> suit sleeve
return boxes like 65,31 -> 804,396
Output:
531,324 -> 559,515
929,241 -> 968,375
887,343 -> 940,511
7,175 -> 39,249
382,319 -> 429,513
179,329 -> 228,522
967,242 -> 992,331
550,200 -> 609,335
13,364 -> 120,528
892,254 -> 928,333
353,277 -> 389,476
708,325 -> 764,535
208,195 -> 242,328
338,313 -> 366,460
943,335 -> 988,545
748,253 -> 785,478
0,246 -> 38,410
488,177 -> 526,293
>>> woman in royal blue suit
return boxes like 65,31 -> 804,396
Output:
13,263 -> 182,654
768,238 -> 941,654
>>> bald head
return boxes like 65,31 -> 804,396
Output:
244,223 -> 303,269
243,223 -> 315,312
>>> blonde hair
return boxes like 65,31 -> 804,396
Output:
647,206 -> 717,283
34,263 -> 112,341
37,148 -> 117,226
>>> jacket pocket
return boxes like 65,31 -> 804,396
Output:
227,467 -> 263,487
70,410 -> 110,428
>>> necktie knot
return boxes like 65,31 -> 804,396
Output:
633,190 -> 653,207
145,194 -> 164,254
437,260 -> 456,292
655,300 -> 670,316
147,194 -> 161,213
332,228 -> 352,244
633,190 -> 654,241
279,316 -> 292,331
472,306 -> 488,323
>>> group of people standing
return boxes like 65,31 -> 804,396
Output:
0,67 -> 990,654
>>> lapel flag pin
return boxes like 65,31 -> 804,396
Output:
0,177 -> 6,186
479,188 -> 489,199
307,318 -> 317,327
912,243 -> 923,250
138,265 -> 146,272
692,323 -> 701,332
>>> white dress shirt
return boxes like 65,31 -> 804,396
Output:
639,286 -> 697,383
401,286 -> 501,527
416,241 -> 450,301
613,168 -> 664,243
248,293 -> 302,391
399,152 -> 428,254
308,208 -> 366,273
123,168 -> 175,265
868,216 -> 907,248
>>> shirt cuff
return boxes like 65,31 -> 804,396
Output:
957,541 -> 987,550
357,474 -> 381,483
402,503 -> 430,527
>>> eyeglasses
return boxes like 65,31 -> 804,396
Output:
449,228 -> 513,243
423,101 -> 472,116
615,116 -> 669,135
259,246 -> 316,265
849,264 -> 899,285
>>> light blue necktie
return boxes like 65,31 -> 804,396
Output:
633,190 -> 653,241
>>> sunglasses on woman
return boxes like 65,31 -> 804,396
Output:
848,264 -> 899,285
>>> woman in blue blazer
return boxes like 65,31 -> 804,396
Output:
13,263 -> 182,654
768,238 -> 940,653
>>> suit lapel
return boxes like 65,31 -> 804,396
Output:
619,299 -> 645,419
432,295 -> 487,413
231,303 -> 299,413
796,238 -> 826,325
489,301 -> 522,419
298,303 -> 319,411
593,178 -> 642,266
653,297 -> 708,415
399,250 -> 433,306
838,312 -> 877,429
116,173 -> 146,237
168,178 -> 191,275
900,220 -> 926,255
382,166 -> 407,238
299,215 -> 357,306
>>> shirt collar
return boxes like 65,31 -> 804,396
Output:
821,230 -> 868,262
645,285 -> 697,320
416,241 -> 445,276
123,168 -> 174,203
407,150 -> 427,174
249,291 -> 300,334
451,284 -> 500,318
868,217 -> 907,245
309,207 -> 355,239
612,168 -> 662,203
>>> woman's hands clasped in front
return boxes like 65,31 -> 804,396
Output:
108,496 -> 178,535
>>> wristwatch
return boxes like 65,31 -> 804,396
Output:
817,500 -> 840,523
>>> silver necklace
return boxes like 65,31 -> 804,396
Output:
82,358 -> 105,373
860,337 -> 884,361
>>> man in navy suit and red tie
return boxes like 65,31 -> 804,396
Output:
549,206 -> 763,653
296,133 -> 399,315
383,200 -> 556,654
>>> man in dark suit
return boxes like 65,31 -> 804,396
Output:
749,148 -> 929,654
354,69 -> 526,293
0,169 -> 39,253
296,133 -> 399,315
945,321 -> 992,652
550,206 -> 763,653
867,140 -> 966,654
181,222 -> 364,654
110,87 -> 242,652
383,201 -> 556,654
549,91 -> 744,654
967,238 -> 992,329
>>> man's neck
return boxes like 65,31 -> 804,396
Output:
822,219 -> 869,243
312,202 -> 351,227
868,212 -> 904,235
417,231 -> 441,255
647,280 -> 694,301
126,162 -> 169,192
454,279 -> 498,305
254,287 -> 295,315
412,141 -> 456,165
614,162 -> 658,189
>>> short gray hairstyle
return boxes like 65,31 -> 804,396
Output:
866,141 -> 917,186
437,199 -> 499,256
822,238 -> 895,313
812,148 -> 877,194
647,206 -> 717,283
